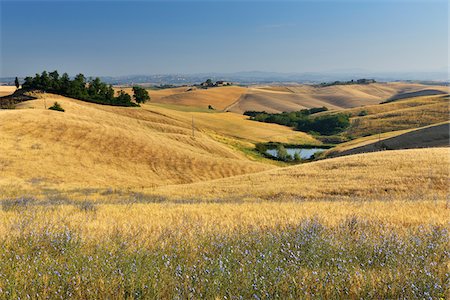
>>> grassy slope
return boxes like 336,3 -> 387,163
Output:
115,82 -> 448,115
227,82 -> 448,114
345,94 -> 449,138
115,86 -> 247,111
141,103 -> 319,144
326,122 -> 449,157
0,94 -> 275,197
150,148 -> 449,201
0,86 -> 17,97
0,93 -> 320,198
151,86 -> 248,111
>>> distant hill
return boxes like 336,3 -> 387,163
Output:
223,82 -> 449,114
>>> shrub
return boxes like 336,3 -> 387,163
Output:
48,102 -> 65,112
277,144 -> 289,161
358,110 -> 368,116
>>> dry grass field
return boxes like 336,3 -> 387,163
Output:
113,82 -> 448,114
149,148 -> 449,202
0,87 -> 449,298
0,94 -> 270,198
0,92 -> 321,199
345,95 -> 449,138
115,86 -> 247,110
226,82 -> 448,114
0,86 -> 17,97
327,122 -> 449,157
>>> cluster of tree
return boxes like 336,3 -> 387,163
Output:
151,84 -> 177,90
21,71 -> 149,107
244,107 -> 328,119
245,107 -> 350,135
316,79 -> 376,87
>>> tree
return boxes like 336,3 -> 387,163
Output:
59,73 -> 71,94
115,90 -> 132,105
294,152 -> 302,161
14,77 -> 20,89
22,77 -> 33,89
49,70 -> 60,91
40,71 -> 50,91
276,145 -> 289,161
132,86 -> 150,104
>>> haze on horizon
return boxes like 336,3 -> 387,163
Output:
0,0 -> 448,77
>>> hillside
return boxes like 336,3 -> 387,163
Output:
112,82 -> 448,114
0,86 -> 16,97
344,94 -> 449,138
0,93 -> 321,199
327,122 -> 449,157
0,94 -> 272,198
226,82 -> 448,114
150,148 -> 449,201
115,86 -> 247,111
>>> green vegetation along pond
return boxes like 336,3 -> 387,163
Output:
266,147 -> 326,159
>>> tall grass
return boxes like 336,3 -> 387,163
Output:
0,203 -> 448,299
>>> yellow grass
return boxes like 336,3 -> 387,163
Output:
2,201 -> 448,243
149,148 -> 450,201
0,93 -> 320,199
117,82 -> 448,115
152,86 -> 247,111
227,82 -> 448,114
142,103 -> 319,144
0,86 -> 17,97
326,121 -> 449,157
0,94 -> 277,197
348,97 -> 449,137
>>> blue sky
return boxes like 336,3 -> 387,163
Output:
0,0 -> 448,77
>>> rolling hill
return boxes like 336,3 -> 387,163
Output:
223,82 -> 448,114
113,82 -> 448,115
0,84 -> 448,201
150,148 -> 449,201
0,92 -> 321,199
326,122 -> 449,157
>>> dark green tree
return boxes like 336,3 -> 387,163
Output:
39,71 -> 50,91
49,70 -> 60,91
22,77 -> 33,89
14,77 -> 20,89
132,86 -> 150,103
115,90 -> 132,105
59,73 -> 71,94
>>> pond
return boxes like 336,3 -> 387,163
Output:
266,148 -> 327,160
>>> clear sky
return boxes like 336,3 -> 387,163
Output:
0,0 -> 448,77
